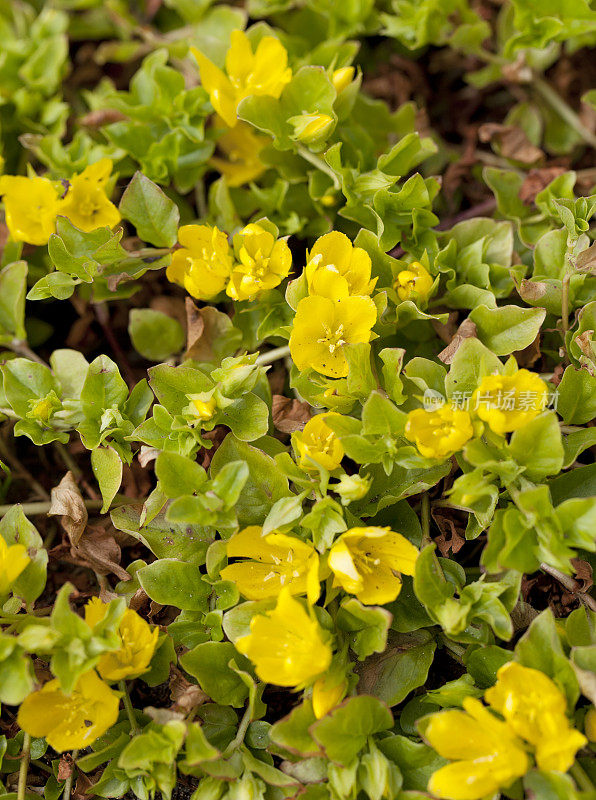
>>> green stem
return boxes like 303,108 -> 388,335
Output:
119,680 -> 140,736
421,493 -> 431,546
296,145 -> 340,190
7,340 -> 47,366
533,77 -> 596,150
439,634 -> 466,665
63,750 -> 78,800
223,702 -> 252,755
255,344 -> 291,366
570,762 -> 595,792
0,499 -> 103,517
17,733 -> 31,800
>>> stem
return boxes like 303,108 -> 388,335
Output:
223,702 -> 252,755
63,750 -> 78,800
421,493 -> 431,546
540,562 -> 596,612
296,145 -> 340,190
570,762 -> 595,792
438,634 -> 466,665
54,442 -> 82,480
0,499 -> 103,516
119,680 -> 140,735
7,340 -> 47,366
17,733 -> 31,800
195,179 -> 208,221
255,344 -> 291,366
0,436 -> 50,501
533,77 -> 596,150
93,303 -> 136,388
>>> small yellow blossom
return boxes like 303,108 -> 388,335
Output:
227,223 -> 292,301
0,175 -> 60,245
59,159 -> 121,232
290,113 -> 335,146
192,30 -> 292,128
485,662 -> 587,773
289,291 -> 377,379
305,232 -> 376,297
221,526 -> 321,604
294,413 -> 344,471
0,536 -> 30,596
423,697 -> 529,800
332,66 -> 355,93
472,370 -> 548,435
328,527 -> 418,605
405,404 -> 474,460
187,394 -> 217,422
210,123 -> 267,187
167,224 -> 233,300
85,598 -> 159,682
235,588 -> 332,688
394,261 -> 434,303
312,672 -> 347,718
586,707 -> 596,742
18,671 -> 120,752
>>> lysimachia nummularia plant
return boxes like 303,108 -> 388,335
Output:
0,1 -> 595,800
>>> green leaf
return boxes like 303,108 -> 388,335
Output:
469,305 -> 546,356
209,435 -> 291,527
356,630 -> 436,706
81,355 -> 128,419
556,366 -> 596,424
119,172 -> 180,247
138,559 -> 211,610
180,642 -> 250,707
129,309 -> 185,362
0,261 -> 27,341
444,339 -> 502,399
508,412 -> 564,480
336,598 -> 392,659
311,696 -> 393,765
155,452 -> 207,498
91,446 -> 123,513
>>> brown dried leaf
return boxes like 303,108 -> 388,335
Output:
576,242 -> 596,275
571,558 -> 593,592
518,278 -> 548,303
272,395 -> 312,433
79,109 -> 127,128
57,754 -> 74,782
478,123 -> 543,165
438,319 -> 477,364
519,167 -> 566,205
70,524 -> 130,581
48,471 -> 88,546
170,666 -> 209,713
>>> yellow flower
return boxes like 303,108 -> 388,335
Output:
294,413 -> 344,471
312,672 -> 347,718
305,232 -> 376,297
59,159 -> 121,232
0,536 -> 30,596
210,122 -> 267,187
289,292 -> 377,379
18,671 -> 120,752
167,224 -> 233,300
332,66 -> 355,93
85,597 -> 159,682
472,370 -> 548,435
485,662 -> 587,773
235,588 -> 332,688
187,394 -> 217,422
0,175 -> 60,245
586,707 -> 596,742
394,261 -> 433,303
227,223 -> 292,301
192,30 -> 292,128
423,697 -> 530,800
405,404 -> 474,460
220,526 -> 321,604
328,527 -> 418,605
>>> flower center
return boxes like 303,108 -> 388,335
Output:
318,322 -> 346,354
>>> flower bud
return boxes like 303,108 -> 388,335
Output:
334,473 -> 371,505
332,66 -> 355,93
289,113 -> 335,145
187,394 -> 217,421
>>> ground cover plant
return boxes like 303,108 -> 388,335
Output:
0,1 -> 595,799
